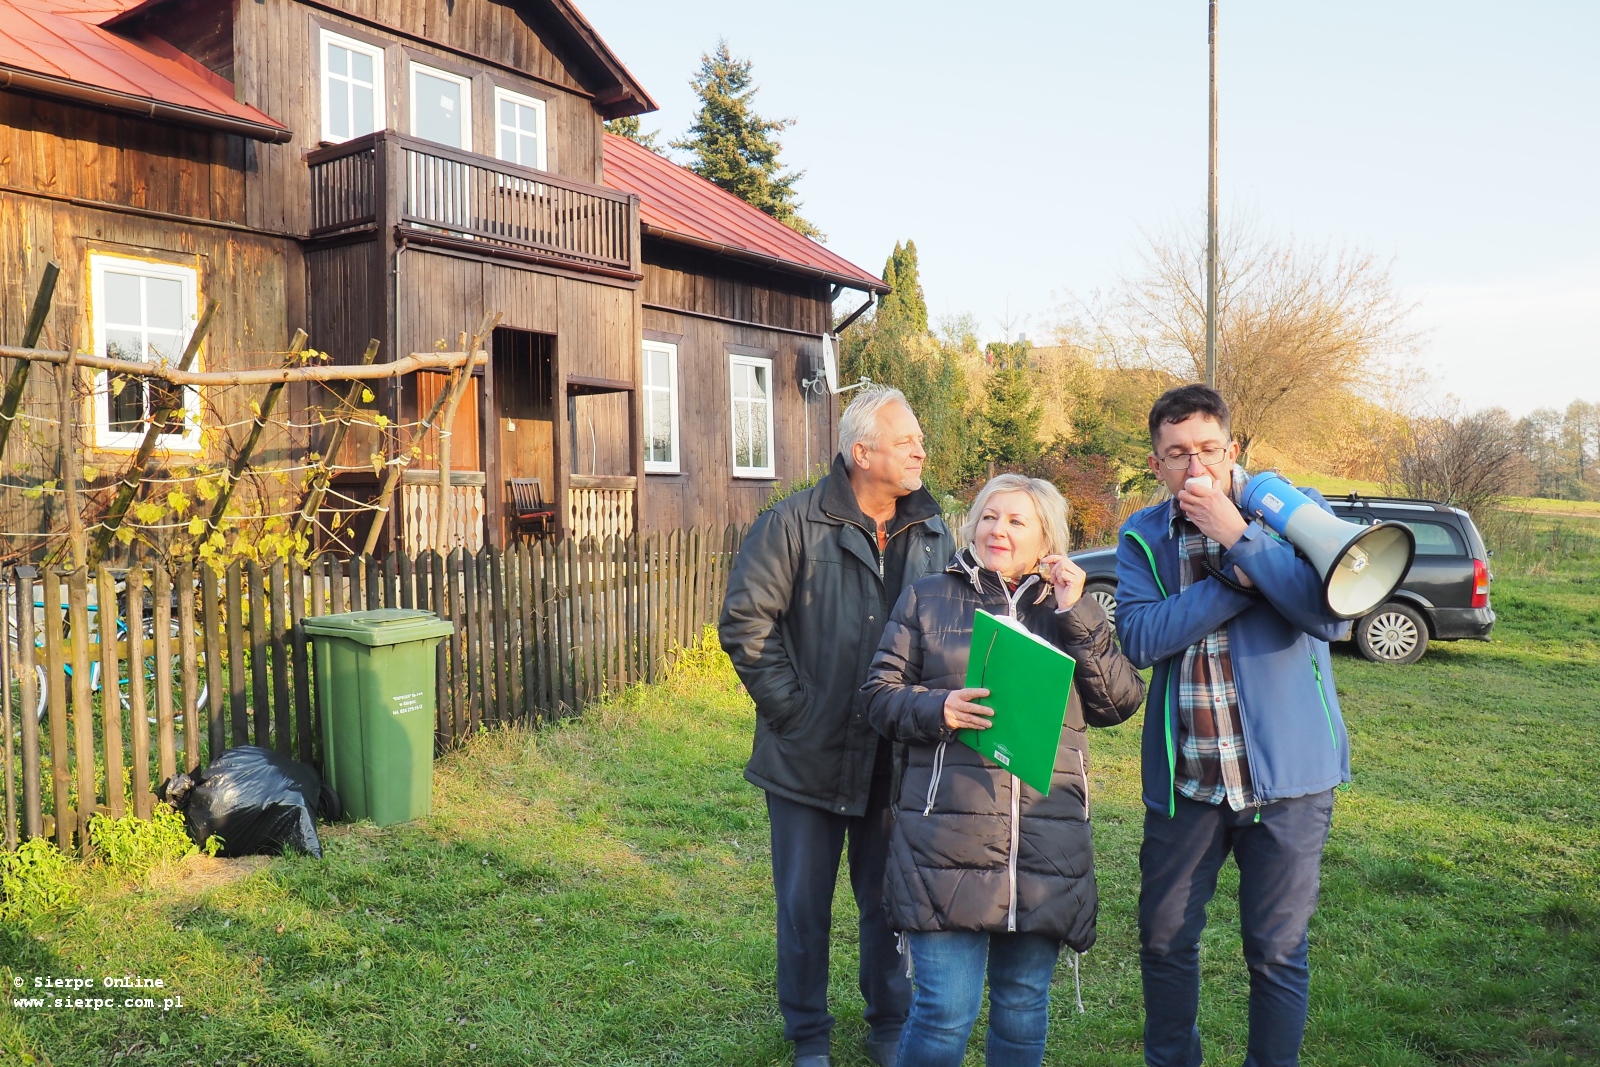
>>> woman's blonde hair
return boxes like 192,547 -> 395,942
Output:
958,474 -> 1072,560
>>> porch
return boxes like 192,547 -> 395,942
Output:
307,133 -> 644,554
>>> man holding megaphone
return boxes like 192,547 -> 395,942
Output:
1115,385 -> 1354,1067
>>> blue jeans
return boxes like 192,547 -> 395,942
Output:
1139,791 -> 1335,1067
897,930 -> 1062,1067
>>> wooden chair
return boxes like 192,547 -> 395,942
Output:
508,478 -> 556,539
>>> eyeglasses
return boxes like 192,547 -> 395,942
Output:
1158,447 -> 1229,470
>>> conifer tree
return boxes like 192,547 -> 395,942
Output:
605,116 -> 661,152
838,241 -> 970,494
671,41 -> 822,239
876,241 -> 929,335
976,340 -> 1042,466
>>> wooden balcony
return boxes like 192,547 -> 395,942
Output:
307,131 -> 639,281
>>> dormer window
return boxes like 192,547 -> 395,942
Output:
320,30 -> 385,143
410,63 -> 471,150
494,87 -> 547,170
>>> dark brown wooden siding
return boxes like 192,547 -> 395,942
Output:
641,241 -> 832,335
0,194 -> 305,540
0,95 -> 246,222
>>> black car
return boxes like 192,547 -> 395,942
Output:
1069,492 -> 1494,664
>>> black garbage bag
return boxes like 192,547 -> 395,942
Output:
157,746 -> 338,859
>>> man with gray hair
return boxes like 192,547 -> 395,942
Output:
721,387 -> 956,1067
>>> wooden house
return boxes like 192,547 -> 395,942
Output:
0,0 -> 886,554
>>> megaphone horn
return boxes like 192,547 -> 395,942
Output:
1238,472 -> 1415,620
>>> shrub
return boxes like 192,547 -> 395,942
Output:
0,837 -> 79,921
88,805 -> 206,874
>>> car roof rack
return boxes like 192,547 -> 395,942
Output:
1334,491 -> 1456,513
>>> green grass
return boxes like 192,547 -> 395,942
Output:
4,529 -> 1598,1065
1503,497 -> 1600,517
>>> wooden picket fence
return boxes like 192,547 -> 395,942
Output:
0,524 -> 744,852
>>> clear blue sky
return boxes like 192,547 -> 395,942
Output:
581,0 -> 1599,416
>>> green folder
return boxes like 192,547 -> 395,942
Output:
957,608 -> 1077,795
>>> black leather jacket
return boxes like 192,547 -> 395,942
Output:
718,456 -> 954,816
862,549 -> 1145,950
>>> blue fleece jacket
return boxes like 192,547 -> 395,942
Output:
1115,493 -> 1353,816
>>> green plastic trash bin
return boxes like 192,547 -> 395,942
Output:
302,609 -> 455,827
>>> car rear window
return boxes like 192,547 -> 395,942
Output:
1398,520 -> 1465,556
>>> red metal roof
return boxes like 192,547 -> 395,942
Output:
0,0 -> 290,141
602,132 -> 887,294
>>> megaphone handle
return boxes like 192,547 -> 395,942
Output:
1201,558 -> 1261,599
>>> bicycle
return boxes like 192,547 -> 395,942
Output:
10,586 -> 209,727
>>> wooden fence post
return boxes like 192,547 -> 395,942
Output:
68,568 -> 95,851
95,565 -> 125,820
1,581 -> 14,849
16,567 -> 41,841
125,567 -> 151,820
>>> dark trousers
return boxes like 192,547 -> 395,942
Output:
1139,790 -> 1335,1067
766,772 -> 911,1057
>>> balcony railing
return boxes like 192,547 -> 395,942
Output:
307,132 -> 637,276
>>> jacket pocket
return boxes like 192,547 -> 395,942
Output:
764,683 -> 811,736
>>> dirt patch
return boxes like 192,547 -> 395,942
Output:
147,853 -> 272,897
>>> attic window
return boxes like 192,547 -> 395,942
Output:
320,30 -> 385,142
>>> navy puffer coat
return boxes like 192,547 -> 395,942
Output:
862,548 -> 1145,951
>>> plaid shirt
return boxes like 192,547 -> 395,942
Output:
1170,502 -> 1255,810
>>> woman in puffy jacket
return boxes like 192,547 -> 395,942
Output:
862,473 -> 1145,1067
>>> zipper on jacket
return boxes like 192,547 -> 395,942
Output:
923,740 -> 948,816
1074,747 -> 1090,821
1311,651 -> 1338,748
1007,773 -> 1021,932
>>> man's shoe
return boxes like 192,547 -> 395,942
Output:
865,1036 -> 900,1067
793,1056 -> 830,1067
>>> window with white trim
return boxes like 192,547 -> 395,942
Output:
320,30 -> 385,143
410,62 -> 471,150
89,254 -> 201,451
494,87 -> 548,170
729,354 -> 775,478
642,341 -> 679,473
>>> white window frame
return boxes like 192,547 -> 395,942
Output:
493,86 -> 548,171
88,254 -> 202,453
729,353 -> 776,479
319,29 -> 386,144
642,340 -> 680,474
409,61 -> 472,151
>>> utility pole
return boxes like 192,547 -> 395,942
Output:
1205,0 -> 1219,388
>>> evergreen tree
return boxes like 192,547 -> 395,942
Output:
976,340 -> 1042,467
837,241 -> 970,495
605,116 -> 661,152
670,41 -> 822,239
876,241 -> 929,335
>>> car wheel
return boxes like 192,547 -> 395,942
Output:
1085,582 -> 1118,628
1356,602 -> 1429,664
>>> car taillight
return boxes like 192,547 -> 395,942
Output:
1471,557 -> 1490,608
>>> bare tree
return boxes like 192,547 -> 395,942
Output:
1388,405 -> 1530,513
1119,217 -> 1417,465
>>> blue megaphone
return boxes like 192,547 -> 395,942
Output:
1238,472 -> 1415,619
